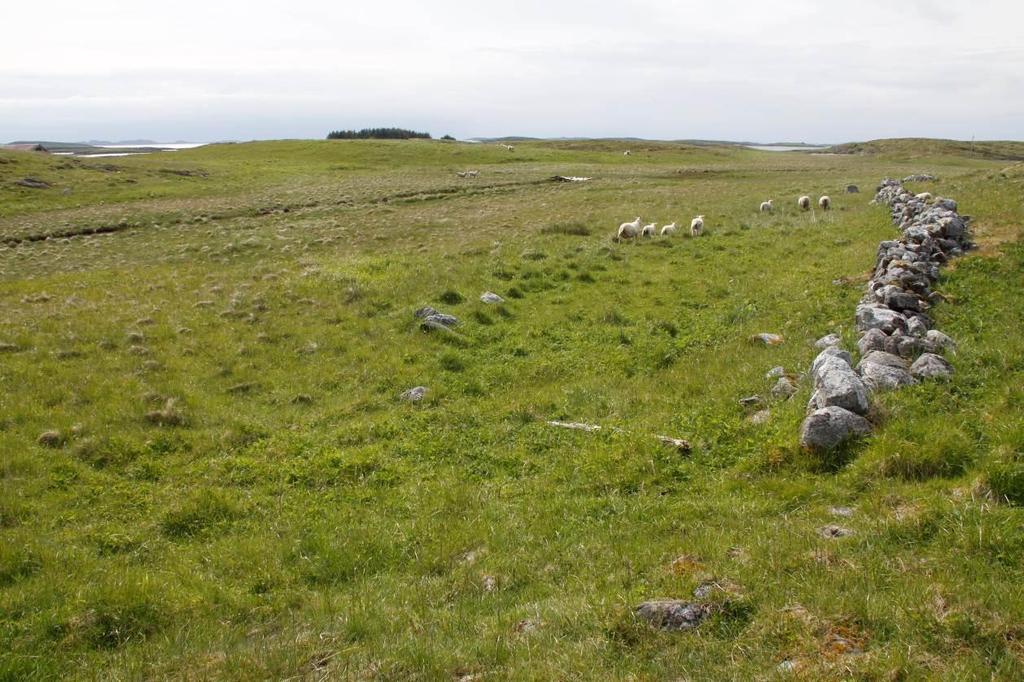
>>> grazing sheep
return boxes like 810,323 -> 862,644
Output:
818,195 -> 831,210
618,217 -> 642,240
501,144 -> 515,151
760,200 -> 773,213
623,150 -> 631,156
660,222 -> 677,236
641,222 -> 657,237
798,195 -> 811,210
915,192 -> 932,201
690,215 -> 705,236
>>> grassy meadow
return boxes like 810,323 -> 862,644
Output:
2,138 -> 1024,679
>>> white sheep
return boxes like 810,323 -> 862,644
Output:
915,192 -> 932,201
690,215 -> 705,236
641,222 -> 657,237
623,150 -> 631,156
660,222 -> 677,236
501,143 -> 515,151
798,195 -> 811,210
760,199 -> 773,213
618,217 -> 642,240
818,195 -> 831,210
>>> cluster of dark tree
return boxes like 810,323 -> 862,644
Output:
326,128 -> 431,140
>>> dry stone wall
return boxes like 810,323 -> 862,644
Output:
799,178 -> 971,450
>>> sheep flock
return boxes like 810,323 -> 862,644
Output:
615,193 -> 838,241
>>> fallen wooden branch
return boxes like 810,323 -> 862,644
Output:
546,421 -> 691,453
547,420 -> 601,432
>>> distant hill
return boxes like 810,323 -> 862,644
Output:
83,139 -> 159,145
831,138 -> 1024,160
6,140 -> 175,155
468,136 -> 830,149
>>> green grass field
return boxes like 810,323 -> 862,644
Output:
2,138 -> 1024,679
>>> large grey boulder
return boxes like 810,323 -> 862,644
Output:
856,304 -> 907,334
883,331 -> 924,359
857,328 -> 888,356
910,353 -> 954,380
880,286 -> 923,312
800,407 -> 872,450
906,315 -> 928,338
813,363 -> 870,414
857,350 -> 908,370
811,347 -> 853,379
857,352 -> 915,391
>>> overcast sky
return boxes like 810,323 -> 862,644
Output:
2,0 -> 1022,143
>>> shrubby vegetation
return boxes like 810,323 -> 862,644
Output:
326,127 -> 431,140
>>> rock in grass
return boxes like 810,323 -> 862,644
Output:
656,435 -> 692,453
814,333 -> 842,349
420,318 -> 458,333
400,386 -> 428,402
765,366 -> 786,379
748,409 -> 771,424
635,600 -> 711,631
751,332 -> 784,346
480,291 -> 505,304
799,407 -> 872,450
423,313 -> 458,327
819,524 -> 855,538
413,306 -> 437,319
925,329 -> 956,353
910,353 -> 954,380
771,376 -> 798,399
846,184 -> 860,193
37,430 -> 65,448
